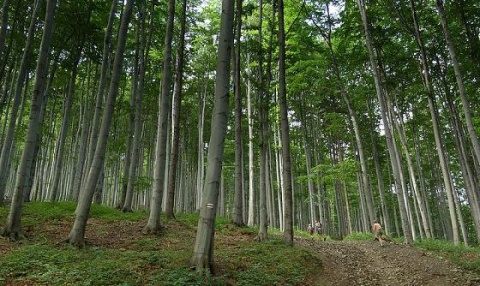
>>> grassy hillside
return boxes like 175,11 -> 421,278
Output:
0,202 -> 321,286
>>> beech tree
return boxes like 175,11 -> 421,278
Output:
2,0 -> 57,240
191,0 -> 234,272
66,0 -> 134,247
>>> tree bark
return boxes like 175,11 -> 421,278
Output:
278,0 -> 294,246
65,0 -> 134,247
123,1 -> 150,212
411,0 -> 459,244
166,0 -> 187,219
2,0 -> 56,240
356,0 -> 412,244
436,0 -> 480,168
0,0 -> 11,83
0,0 -> 39,205
233,0 -> 245,227
49,46 -> 82,202
191,0 -> 234,273
144,0 -> 175,233
256,0 -> 268,241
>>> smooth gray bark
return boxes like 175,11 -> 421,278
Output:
191,0 -> 234,273
166,0 -> 186,219
278,0 -> 294,246
84,0 -> 116,190
233,0 -> 245,227
2,0 -> 56,240
49,48 -> 81,202
123,2 -> 149,212
144,0 -> 175,233
436,0 -> 480,169
0,0 -> 39,204
411,0 -> 459,244
257,0 -> 268,241
66,0 -> 134,247
356,0 -> 412,244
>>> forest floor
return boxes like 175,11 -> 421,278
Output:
1,203 -> 480,285
296,237 -> 480,286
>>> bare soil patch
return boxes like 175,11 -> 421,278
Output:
296,237 -> 480,286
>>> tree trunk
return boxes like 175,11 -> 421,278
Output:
277,0 -> 294,246
123,2 -> 150,213
144,0 -> 175,233
49,47 -> 82,202
410,0 -> 459,244
191,0 -> 234,273
256,0 -> 269,241
0,0 -> 39,205
2,0 -> 56,240
165,0 -> 186,219
0,0 -> 11,83
233,0 -> 245,227
65,0 -> 134,247
356,0 -> 412,244
196,85 -> 207,211
436,0 -> 480,168
85,0 -> 116,191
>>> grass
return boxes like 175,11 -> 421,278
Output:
3,202 -> 480,285
415,239 -> 480,273
0,202 -> 320,286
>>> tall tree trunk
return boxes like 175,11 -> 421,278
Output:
65,0 -> 134,247
49,47 -> 82,202
246,57 -> 255,226
436,0 -> 480,168
392,101 -> 431,238
256,0 -> 268,241
191,0 -> 234,273
233,0 -> 245,226
356,0 -> 412,244
445,91 -> 480,242
70,62 -> 96,202
144,0 -> 175,233
123,2 -> 150,213
2,0 -> 56,240
411,0 -> 459,244
0,0 -> 39,205
0,0 -> 11,83
278,0 -> 294,246
165,0 -> 186,219
84,0 -> 116,191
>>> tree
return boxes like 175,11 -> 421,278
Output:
143,0 -> 175,231
77,0 -> 117,203
256,0 -> 268,241
436,0 -> 480,169
165,0 -> 187,219
191,0 -> 235,273
278,0 -> 294,246
65,0 -> 134,247
2,0 -> 57,240
0,0 -> 40,205
122,0 -> 150,213
356,0 -> 413,244
232,0 -> 244,227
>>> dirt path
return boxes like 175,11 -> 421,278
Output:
296,238 -> 480,286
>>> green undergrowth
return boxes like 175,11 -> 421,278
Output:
0,202 -> 319,285
415,239 -> 480,274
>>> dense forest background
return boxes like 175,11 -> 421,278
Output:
1,0 -> 479,261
